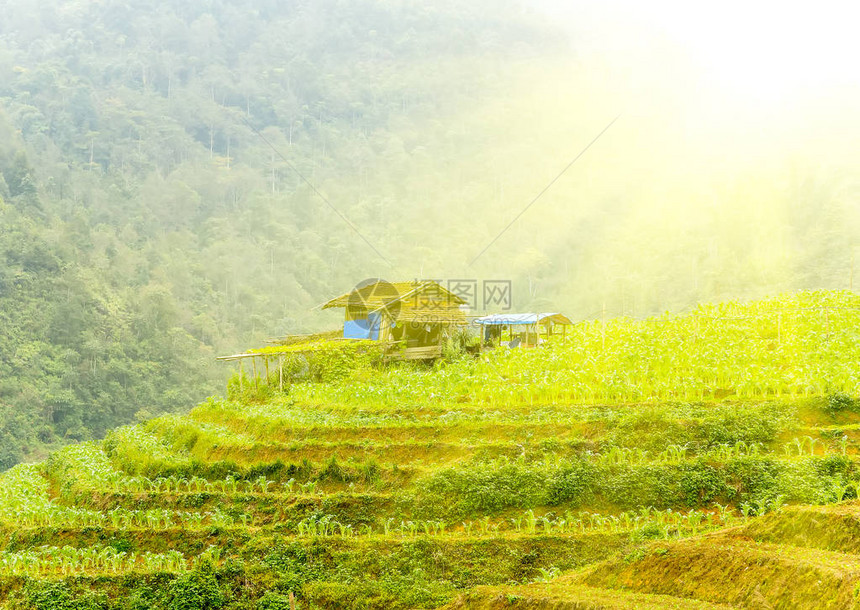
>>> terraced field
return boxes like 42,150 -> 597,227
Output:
457,502 -> 860,609
0,291 -> 858,608
0,394 -> 859,609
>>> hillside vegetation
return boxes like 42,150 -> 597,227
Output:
0,291 -> 858,608
2,0 -> 860,468
0,0 -> 558,466
265,291 -> 860,408
452,503 -> 860,609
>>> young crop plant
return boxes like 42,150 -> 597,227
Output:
534,566 -> 561,583
254,476 -> 275,493
44,442 -> 124,499
711,441 -> 765,461
104,425 -> 191,475
0,546 -> 192,577
525,510 -> 538,534
285,291 -> 860,409
829,481 -> 858,502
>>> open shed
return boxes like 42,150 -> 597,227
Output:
475,312 -> 573,347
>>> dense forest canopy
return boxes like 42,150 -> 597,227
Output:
0,0 -> 858,468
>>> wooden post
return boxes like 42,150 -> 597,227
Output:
278,356 -> 284,392
252,357 -> 259,391
264,357 -> 270,385
381,315 -> 390,343
239,360 -> 244,392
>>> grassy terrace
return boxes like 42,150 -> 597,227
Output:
0,291 -> 859,608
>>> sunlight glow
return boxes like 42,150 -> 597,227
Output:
535,0 -> 860,106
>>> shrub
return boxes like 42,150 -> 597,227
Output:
815,454 -> 853,478
264,538 -> 317,590
24,582 -> 108,610
166,562 -> 225,610
121,586 -> 161,610
724,457 -> 782,503
676,462 -> 727,506
441,330 -> 480,361
419,461 -> 548,514
608,409 -> 693,451
776,458 -> 847,504
248,460 -> 287,480
256,593 -> 295,610
630,522 -> 664,542
698,402 -> 788,446
826,393 -> 859,415
601,465 -> 676,509
546,460 -> 596,505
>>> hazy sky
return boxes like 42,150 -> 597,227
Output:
533,0 -> 860,105
522,0 -> 860,182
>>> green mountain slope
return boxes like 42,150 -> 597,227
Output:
0,291 -> 858,608
2,0 -> 860,468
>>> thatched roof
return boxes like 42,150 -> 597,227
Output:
321,280 -> 467,310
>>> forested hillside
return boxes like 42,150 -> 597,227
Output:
0,0 -> 563,467
1,0 -> 858,468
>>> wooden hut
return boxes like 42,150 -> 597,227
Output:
321,280 -> 468,360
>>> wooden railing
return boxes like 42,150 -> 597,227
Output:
387,345 -> 443,361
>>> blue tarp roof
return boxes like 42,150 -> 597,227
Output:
474,313 -> 572,326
